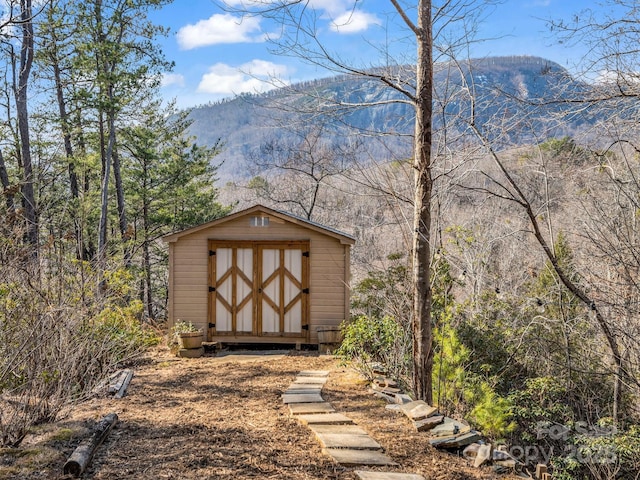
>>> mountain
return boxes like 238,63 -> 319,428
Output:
185,56 -> 588,180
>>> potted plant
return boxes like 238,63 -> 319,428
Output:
172,320 -> 204,349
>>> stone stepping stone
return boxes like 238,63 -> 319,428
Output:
289,402 -> 336,415
285,389 -> 324,396
294,377 -> 327,384
298,370 -> 330,377
282,392 -> 324,404
355,471 -> 426,480
296,413 -> 354,425
323,448 -> 398,466
398,401 -> 438,421
285,384 -> 324,393
309,424 -> 369,435
315,432 -> 382,450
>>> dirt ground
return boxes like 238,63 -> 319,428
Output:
1,347 -> 517,479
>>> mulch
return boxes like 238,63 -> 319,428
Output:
0,347 -> 515,479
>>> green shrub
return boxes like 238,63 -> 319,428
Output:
336,315 -> 410,383
93,300 -> 160,352
508,376 -> 574,445
467,382 -> 516,440
434,316 -> 515,439
550,424 -> 640,480
0,264 -> 158,447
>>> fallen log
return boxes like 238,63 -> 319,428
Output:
63,413 -> 118,478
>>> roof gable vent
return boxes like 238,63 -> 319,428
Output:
250,216 -> 270,227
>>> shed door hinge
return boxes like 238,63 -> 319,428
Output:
209,286 -> 216,292
302,288 -> 309,294
302,324 -> 309,330
209,323 -> 215,329
209,250 -> 216,256
302,251 -> 310,257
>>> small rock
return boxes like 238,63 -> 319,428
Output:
394,393 -> 414,404
462,442 -> 481,459
414,415 -> 444,432
373,377 -> 398,388
473,443 -> 492,468
371,390 -> 396,403
398,401 -> 438,421
371,384 -> 401,394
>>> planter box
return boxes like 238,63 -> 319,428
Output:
178,331 -> 203,349
317,326 -> 343,354
178,347 -> 204,358
317,327 -> 342,344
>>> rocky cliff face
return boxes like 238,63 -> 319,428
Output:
186,56 -> 588,180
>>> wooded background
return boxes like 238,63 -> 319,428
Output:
1,1 -> 640,477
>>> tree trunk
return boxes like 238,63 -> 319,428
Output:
142,171 -> 154,320
112,146 -> 131,266
50,36 -> 79,198
0,149 -> 14,212
97,143 -> 111,264
15,0 -> 38,262
143,238 -> 153,320
411,0 -> 434,404
48,13 -> 84,259
97,89 -> 116,264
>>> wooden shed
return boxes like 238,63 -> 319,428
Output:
162,204 -> 355,345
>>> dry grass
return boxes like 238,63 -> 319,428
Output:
0,347 -> 517,479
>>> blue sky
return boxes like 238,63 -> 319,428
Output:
150,1 -> 596,109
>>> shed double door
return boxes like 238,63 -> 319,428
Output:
208,240 -> 309,339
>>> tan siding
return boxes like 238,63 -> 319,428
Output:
168,210 -> 350,344
168,243 -> 175,329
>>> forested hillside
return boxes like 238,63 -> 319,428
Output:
1,1 -> 640,478
0,0 -> 230,447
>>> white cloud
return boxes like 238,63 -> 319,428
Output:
217,1 -> 379,36
176,13 -> 263,49
197,60 -> 292,95
330,10 -> 381,34
160,73 -> 185,87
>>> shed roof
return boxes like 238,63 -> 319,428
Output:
162,204 -> 356,245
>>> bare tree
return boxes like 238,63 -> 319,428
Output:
13,0 -> 38,263
247,121 -> 360,221
226,0 -> 496,402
